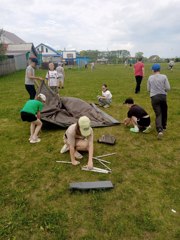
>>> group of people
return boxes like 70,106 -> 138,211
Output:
124,63 -> 170,139
21,58 -> 171,168
22,58 -> 65,144
25,58 -> 65,100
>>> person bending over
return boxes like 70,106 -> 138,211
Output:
60,116 -> 93,169
20,93 -> 46,143
123,98 -> 151,133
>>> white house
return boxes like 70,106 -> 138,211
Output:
36,43 -> 62,63
63,50 -> 76,65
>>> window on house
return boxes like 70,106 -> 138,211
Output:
41,46 -> 44,52
46,48 -> 48,53
67,53 -> 73,58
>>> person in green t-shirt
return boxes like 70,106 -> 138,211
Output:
21,93 -> 46,143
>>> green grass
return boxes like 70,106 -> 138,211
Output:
0,64 -> 180,240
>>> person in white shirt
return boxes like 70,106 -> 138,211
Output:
60,116 -> 94,169
97,84 -> 112,108
56,62 -> 65,88
45,62 -> 60,94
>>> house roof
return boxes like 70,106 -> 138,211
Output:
36,43 -> 62,56
6,43 -> 38,56
7,43 -> 34,51
0,30 -> 26,44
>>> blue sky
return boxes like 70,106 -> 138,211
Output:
1,0 -> 180,57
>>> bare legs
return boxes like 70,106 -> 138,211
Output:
30,119 -> 42,141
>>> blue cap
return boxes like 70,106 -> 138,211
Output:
31,58 -> 38,65
152,63 -> 160,71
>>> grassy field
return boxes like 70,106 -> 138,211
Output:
0,63 -> 179,240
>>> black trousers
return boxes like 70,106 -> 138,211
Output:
151,94 -> 168,132
135,75 -> 143,93
25,85 -> 36,99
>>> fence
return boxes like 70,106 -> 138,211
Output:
0,58 -> 16,76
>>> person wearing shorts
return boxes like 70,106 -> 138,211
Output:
60,116 -> 94,169
123,97 -> 151,133
20,93 -> 46,143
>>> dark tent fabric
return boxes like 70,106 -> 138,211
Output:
37,81 -> 120,128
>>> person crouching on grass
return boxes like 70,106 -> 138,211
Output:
20,93 -> 46,143
60,116 -> 94,169
123,98 -> 151,133
97,84 -> 112,108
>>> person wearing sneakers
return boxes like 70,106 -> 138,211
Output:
147,63 -> 170,139
123,98 -> 151,133
20,93 -> 46,143
97,84 -> 112,108
60,116 -> 94,169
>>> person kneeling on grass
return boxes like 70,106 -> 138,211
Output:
60,116 -> 94,169
20,93 -> 46,143
123,98 -> 151,133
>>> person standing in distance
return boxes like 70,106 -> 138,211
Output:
147,63 -> 170,139
25,58 -> 43,99
134,57 -> 145,94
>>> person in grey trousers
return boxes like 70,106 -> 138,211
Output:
147,63 -> 170,139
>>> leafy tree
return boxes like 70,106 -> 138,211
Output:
135,52 -> 144,59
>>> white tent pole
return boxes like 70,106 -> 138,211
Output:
95,153 -> 116,158
93,157 -> 111,164
94,158 -> 112,171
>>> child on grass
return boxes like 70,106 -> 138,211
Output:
56,62 -> 65,88
60,116 -> 94,169
25,58 -> 44,99
20,93 -> 46,143
46,62 -> 60,94
97,84 -> 112,108
123,97 -> 151,133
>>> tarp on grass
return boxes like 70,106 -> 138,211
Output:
37,81 -> 120,128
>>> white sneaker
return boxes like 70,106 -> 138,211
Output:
103,104 -> 110,108
143,125 -> 152,133
29,136 -> 40,141
157,132 -> 163,140
74,151 -> 83,159
30,138 -> 41,143
60,144 -> 69,153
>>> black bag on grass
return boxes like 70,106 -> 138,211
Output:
98,134 -> 116,145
